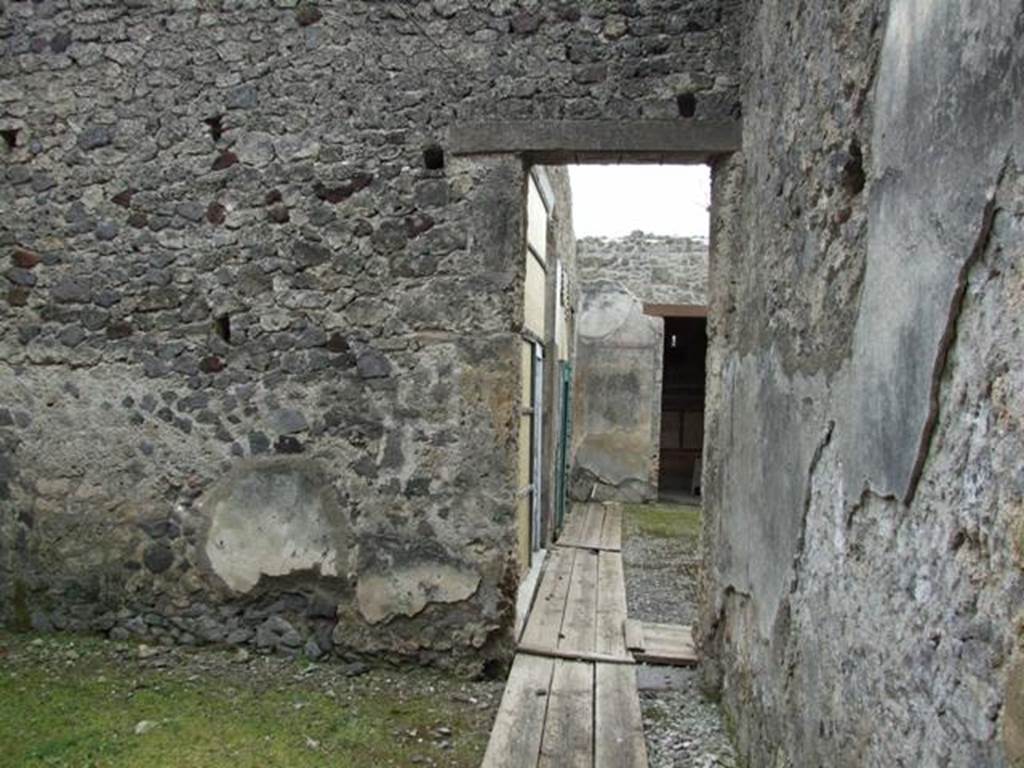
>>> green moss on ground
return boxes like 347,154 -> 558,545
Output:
623,502 -> 702,541
0,632 -> 493,768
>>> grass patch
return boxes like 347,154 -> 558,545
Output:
624,503 -> 702,541
640,700 -> 669,724
0,632 -> 494,768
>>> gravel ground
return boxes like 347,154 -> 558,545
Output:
622,508 -> 700,627
622,502 -> 739,768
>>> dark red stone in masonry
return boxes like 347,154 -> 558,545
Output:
11,248 -> 41,269
211,150 -> 238,171
314,175 -> 372,204
405,214 -> 435,238
111,188 -> 134,208
7,287 -> 30,306
206,202 -> 226,225
199,356 -> 226,373
296,5 -> 322,27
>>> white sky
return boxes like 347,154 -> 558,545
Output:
568,164 -> 710,239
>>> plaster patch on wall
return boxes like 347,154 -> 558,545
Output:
201,459 -> 349,594
578,290 -> 637,340
356,563 -> 480,625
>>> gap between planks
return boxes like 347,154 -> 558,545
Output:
517,643 -> 635,665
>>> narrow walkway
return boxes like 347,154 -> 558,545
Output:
482,503 -> 696,768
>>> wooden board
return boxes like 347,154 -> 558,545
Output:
557,504 -> 623,552
521,546 -> 633,661
624,618 -> 645,653
595,551 -> 628,657
594,663 -> 648,768
484,659 -> 648,768
559,548 -> 598,653
521,548 -> 575,646
537,660 -> 594,768
580,505 -> 605,547
557,509 -> 587,546
599,505 -> 622,551
624,620 -> 698,666
482,654 -> 555,768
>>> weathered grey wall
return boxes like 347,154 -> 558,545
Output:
570,234 -> 706,502
0,1 -> 741,666
702,1 -> 1024,765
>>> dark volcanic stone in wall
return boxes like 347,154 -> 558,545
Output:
142,543 -> 174,574
0,0 -> 741,666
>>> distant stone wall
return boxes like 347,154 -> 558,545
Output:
577,233 -> 707,306
570,234 -> 707,502
0,2 -> 741,667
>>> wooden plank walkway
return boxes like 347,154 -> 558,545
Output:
518,547 -> 630,661
483,503 -> 648,768
556,502 -> 622,551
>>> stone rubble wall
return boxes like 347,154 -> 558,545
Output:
0,0 -> 741,668
570,233 -> 707,502
577,232 -> 707,307
701,1 -> 1024,765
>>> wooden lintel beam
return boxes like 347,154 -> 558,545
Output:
449,120 -> 742,163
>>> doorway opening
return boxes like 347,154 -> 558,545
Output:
510,160 -> 715,641
563,164 -> 710,513
657,313 -> 708,502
